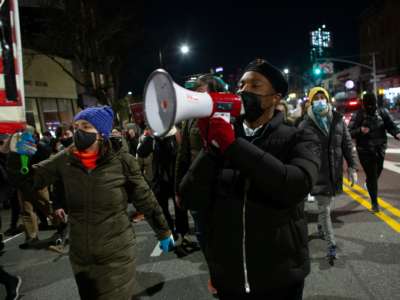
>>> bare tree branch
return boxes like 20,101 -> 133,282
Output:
44,54 -> 88,88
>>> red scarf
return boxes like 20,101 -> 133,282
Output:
73,150 -> 99,170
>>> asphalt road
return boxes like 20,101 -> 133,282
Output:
1,137 -> 399,300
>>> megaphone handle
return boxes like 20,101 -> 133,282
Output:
20,154 -> 30,175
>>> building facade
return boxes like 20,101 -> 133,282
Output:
23,49 -> 78,134
360,0 -> 400,106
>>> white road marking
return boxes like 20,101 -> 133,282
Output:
386,148 -> 400,154
3,233 -> 23,243
384,160 -> 400,175
150,242 -> 162,257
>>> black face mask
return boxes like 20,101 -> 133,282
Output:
364,104 -> 376,115
73,129 -> 97,151
60,137 -> 73,148
239,91 -> 271,123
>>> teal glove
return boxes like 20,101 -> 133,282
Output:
159,235 -> 175,253
16,132 -> 37,156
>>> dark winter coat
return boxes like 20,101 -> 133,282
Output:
7,143 -> 170,299
299,107 -> 357,196
175,119 -> 202,194
348,108 -> 400,152
137,134 -> 177,194
180,112 -> 321,294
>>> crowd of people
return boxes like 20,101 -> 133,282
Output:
0,58 -> 400,300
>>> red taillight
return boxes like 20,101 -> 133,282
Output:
349,101 -> 358,106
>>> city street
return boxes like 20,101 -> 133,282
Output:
1,136 -> 399,300
1,0 -> 400,299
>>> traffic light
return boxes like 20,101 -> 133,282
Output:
313,66 -> 322,76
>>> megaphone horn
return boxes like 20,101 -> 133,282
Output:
143,69 -> 213,137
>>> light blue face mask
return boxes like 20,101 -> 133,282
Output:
312,99 -> 328,115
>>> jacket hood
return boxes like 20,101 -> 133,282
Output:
308,87 -> 331,104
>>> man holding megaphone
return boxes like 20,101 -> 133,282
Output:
166,59 -> 320,299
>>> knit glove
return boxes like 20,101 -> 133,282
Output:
159,235 -> 175,253
348,167 -> 358,187
198,117 -> 235,153
15,132 -> 37,156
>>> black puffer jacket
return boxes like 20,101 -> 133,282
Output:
299,108 -> 357,196
348,108 -> 400,151
180,112 -> 320,294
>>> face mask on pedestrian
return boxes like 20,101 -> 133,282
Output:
60,137 -> 73,148
238,91 -> 273,122
312,99 -> 329,116
73,129 -> 97,151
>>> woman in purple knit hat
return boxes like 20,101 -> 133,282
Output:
7,106 -> 174,299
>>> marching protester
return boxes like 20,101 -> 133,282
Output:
175,74 -> 227,255
125,123 -> 141,157
54,125 -> 74,153
299,87 -> 358,265
180,59 -> 321,299
1,138 -> 23,299
5,126 -> 52,249
1,134 -> 21,237
136,125 -> 192,248
348,92 -> 400,212
7,106 -> 174,299
1,224 -> 22,300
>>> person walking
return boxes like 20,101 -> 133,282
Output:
7,106 -> 174,300
180,59 -> 321,299
348,93 -> 400,212
299,87 -> 358,265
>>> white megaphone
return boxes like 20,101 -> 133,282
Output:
143,69 -> 242,137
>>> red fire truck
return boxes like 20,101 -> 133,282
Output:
0,0 -> 25,135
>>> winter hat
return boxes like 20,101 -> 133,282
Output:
244,58 -> 288,97
74,106 -> 114,139
308,87 -> 330,103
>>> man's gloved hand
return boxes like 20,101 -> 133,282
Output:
348,168 -> 358,187
15,132 -> 37,156
159,235 -> 175,253
198,117 -> 235,153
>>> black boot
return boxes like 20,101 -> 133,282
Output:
19,237 -> 39,250
5,275 -> 22,300
371,199 -> 380,213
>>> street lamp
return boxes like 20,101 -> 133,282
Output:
127,91 -> 132,96
159,44 -> 190,67
180,44 -> 190,55
283,68 -> 290,94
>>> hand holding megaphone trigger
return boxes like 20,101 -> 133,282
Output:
198,117 -> 235,154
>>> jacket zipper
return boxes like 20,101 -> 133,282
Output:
240,131 -> 267,294
242,179 -> 250,293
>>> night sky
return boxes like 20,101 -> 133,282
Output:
121,0 -> 374,95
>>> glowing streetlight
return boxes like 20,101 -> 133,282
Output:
180,44 -> 190,55
283,68 -> 289,75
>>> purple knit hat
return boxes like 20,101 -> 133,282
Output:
74,106 -> 114,139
